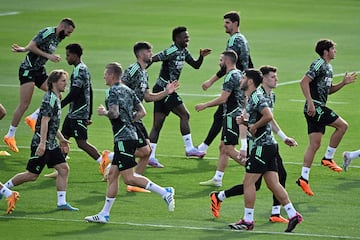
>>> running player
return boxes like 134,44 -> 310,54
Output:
84,62 -> 175,223
228,69 -> 302,232
44,43 -> 111,178
209,65 -> 297,223
3,70 -> 78,211
122,42 -> 179,171
198,11 -> 253,154
4,18 -> 75,153
297,39 -> 357,196
197,50 -> 246,187
147,26 -> 212,167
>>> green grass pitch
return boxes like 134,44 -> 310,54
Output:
0,0 -> 360,239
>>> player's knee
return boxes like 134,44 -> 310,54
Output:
57,163 -> 70,176
223,145 -> 235,156
219,144 -> 225,153
27,172 -> 39,182
77,141 -> 89,151
122,176 -> 136,186
136,146 -> 151,158
181,111 -> 190,121
340,120 -> 348,133
309,139 -> 321,151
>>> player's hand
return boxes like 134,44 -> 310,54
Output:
166,80 -> 179,94
343,72 -> 357,85
48,54 -> 61,63
97,104 -> 107,116
11,44 -> 26,52
248,124 -> 257,136
202,80 -> 212,91
86,119 -> 93,125
195,103 -> 206,112
236,115 -> 248,125
59,139 -> 71,154
284,137 -> 298,147
200,48 -> 212,57
237,150 -> 247,166
35,142 -> 46,157
306,102 -> 316,117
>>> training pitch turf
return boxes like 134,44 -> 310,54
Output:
0,0 -> 360,239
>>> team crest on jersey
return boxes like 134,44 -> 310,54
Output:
49,42 -> 57,53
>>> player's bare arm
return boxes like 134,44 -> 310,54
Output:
36,116 -> 50,157
144,80 -> 179,102
97,104 -> 119,120
270,119 -> 298,147
133,102 -> 146,122
12,41 -> 61,63
300,75 -> 316,117
56,130 -> 70,154
195,90 -> 230,112
329,72 -> 357,94
248,107 -> 273,137
202,74 -> 220,91
187,48 -> 212,69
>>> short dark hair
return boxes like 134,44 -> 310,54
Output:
315,39 -> 335,57
66,43 -> 83,57
172,26 -> 187,41
224,11 -> 240,26
61,18 -> 75,28
222,50 -> 238,64
133,41 -> 152,57
259,65 -> 277,76
47,69 -> 68,91
245,69 -> 263,87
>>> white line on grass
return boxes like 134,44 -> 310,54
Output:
0,11 -> 19,17
1,70 -> 359,97
0,215 -> 359,239
290,99 -> 349,105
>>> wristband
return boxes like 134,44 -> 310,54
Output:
240,138 -> 247,151
277,130 -> 288,142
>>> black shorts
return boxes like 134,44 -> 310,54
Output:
19,67 -> 47,88
61,116 -> 88,140
245,144 -> 278,174
26,147 -> 66,174
134,122 -> 149,148
304,106 -> 339,134
112,140 -> 138,171
153,84 -> 183,115
221,116 -> 239,145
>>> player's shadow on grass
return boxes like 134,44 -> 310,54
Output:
75,189 -> 122,207
336,178 -> 360,191
145,157 -> 217,177
44,224 -> 110,238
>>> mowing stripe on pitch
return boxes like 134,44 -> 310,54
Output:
0,215 -> 359,239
